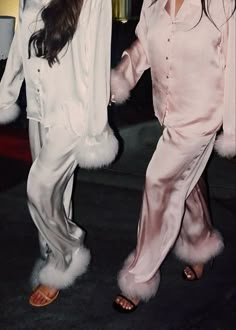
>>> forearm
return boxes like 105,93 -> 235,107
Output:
111,38 -> 150,104
0,19 -> 24,124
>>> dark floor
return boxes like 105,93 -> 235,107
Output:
0,122 -> 236,329
0,177 -> 236,330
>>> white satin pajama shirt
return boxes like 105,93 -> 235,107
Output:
0,0 -> 118,168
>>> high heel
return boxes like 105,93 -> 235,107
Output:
182,259 -> 214,281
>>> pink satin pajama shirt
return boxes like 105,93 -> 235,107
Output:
113,0 -> 235,151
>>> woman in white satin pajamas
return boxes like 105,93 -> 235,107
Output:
111,0 -> 235,312
0,0 -> 118,306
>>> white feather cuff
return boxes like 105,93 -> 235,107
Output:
214,133 -> 236,158
0,103 -> 21,124
76,126 -> 119,169
110,69 -> 131,104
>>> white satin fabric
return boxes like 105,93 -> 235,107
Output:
28,121 -> 91,289
0,0 -> 118,288
0,0 -> 111,136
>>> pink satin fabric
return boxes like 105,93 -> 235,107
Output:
129,128 -> 217,283
115,0 -> 229,300
117,0 -> 234,134
118,127 -> 224,301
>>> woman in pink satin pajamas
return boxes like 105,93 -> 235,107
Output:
111,0 -> 236,312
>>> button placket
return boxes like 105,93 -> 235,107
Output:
35,62 -> 43,97
34,60 -> 43,119
164,21 -> 176,120
165,25 -> 173,88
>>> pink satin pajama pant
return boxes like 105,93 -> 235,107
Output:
118,126 -> 224,301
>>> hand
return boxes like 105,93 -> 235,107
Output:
109,94 -> 116,106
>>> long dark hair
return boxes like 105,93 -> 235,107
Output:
151,0 -> 236,25
28,0 -> 84,67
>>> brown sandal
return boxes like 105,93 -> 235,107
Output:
182,265 -> 201,281
29,286 -> 59,307
183,260 -> 214,281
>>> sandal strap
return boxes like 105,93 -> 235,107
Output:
34,287 -> 59,301
36,289 -> 52,301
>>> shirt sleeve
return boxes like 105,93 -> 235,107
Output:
0,1 -> 24,124
215,4 -> 236,158
77,0 -> 118,169
111,0 -> 150,104
86,0 -> 112,136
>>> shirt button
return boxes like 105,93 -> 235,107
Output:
37,89 -> 40,92
37,69 -> 40,72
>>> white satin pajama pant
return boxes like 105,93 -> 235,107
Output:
27,120 -> 90,290
118,126 -> 224,301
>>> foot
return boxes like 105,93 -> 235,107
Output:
183,263 -> 204,281
29,285 -> 59,307
113,294 -> 140,313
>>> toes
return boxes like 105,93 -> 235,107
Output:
124,302 -> 132,310
184,267 -> 194,279
115,296 -> 121,304
183,265 -> 203,280
30,291 -> 43,304
115,295 -> 139,310
120,299 -> 129,310
184,266 -> 191,276
29,285 -> 59,307
30,291 -> 38,303
30,286 -> 48,305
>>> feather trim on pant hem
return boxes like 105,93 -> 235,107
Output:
118,252 -> 160,302
30,246 -> 91,290
173,230 -> 224,264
